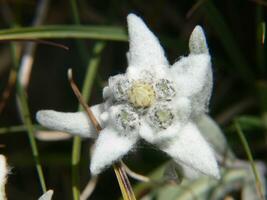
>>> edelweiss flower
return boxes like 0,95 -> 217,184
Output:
36,14 -> 219,179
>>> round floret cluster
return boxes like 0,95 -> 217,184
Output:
107,69 -> 177,132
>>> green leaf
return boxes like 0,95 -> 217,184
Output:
0,25 -> 128,41
236,116 -> 263,130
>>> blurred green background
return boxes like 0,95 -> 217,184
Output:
0,0 -> 266,199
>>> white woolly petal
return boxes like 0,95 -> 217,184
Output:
159,122 -> 220,179
90,127 -> 138,175
127,13 -> 168,68
189,25 -> 209,55
36,104 -> 105,138
171,54 -> 211,96
126,64 -> 168,81
171,54 -> 212,116
0,155 -> 7,199
139,121 -> 181,144
172,97 -> 191,123
38,190 -> 54,200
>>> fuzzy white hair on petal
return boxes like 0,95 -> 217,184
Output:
170,25 -> 212,117
38,190 -> 54,200
189,25 -> 209,55
36,104 -> 105,138
160,122 -> 220,179
171,54 -> 211,97
90,127 -> 138,175
127,13 -> 169,68
171,55 -> 212,117
139,121 -> 181,144
0,155 -> 7,199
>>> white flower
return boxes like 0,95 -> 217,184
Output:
36,14 -> 219,179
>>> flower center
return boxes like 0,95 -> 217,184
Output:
128,82 -> 155,108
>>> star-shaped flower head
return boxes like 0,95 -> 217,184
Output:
36,13 -> 219,179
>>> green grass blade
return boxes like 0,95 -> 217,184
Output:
16,83 -> 47,192
71,137 -> 81,200
69,0 -> 88,65
8,41 -> 48,193
69,1 -> 83,199
256,5 -> 265,74
234,120 -> 264,200
79,42 -> 105,101
0,25 -> 127,41
0,125 -> 42,134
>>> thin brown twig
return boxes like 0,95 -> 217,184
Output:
0,69 -> 16,114
0,39 -> 69,50
67,69 -> 101,131
67,69 -> 136,200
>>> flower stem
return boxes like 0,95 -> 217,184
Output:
68,69 -> 137,200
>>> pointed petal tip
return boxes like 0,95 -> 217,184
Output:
206,164 -> 220,179
127,13 -> 144,32
89,126 -> 138,175
38,190 -> 54,200
90,164 -> 100,176
126,13 -> 168,67
189,25 -> 209,54
127,13 -> 139,22
36,110 -> 53,125
36,110 -> 98,138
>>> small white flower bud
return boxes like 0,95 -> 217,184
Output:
114,106 -> 140,132
148,103 -> 175,129
155,79 -> 176,100
109,75 -> 131,102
